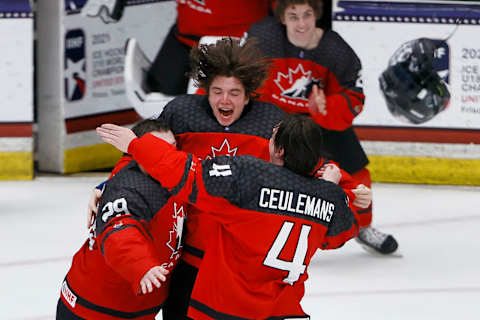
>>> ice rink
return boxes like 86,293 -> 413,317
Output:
1,174 -> 479,319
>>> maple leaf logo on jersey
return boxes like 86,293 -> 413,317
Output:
166,203 -> 185,261
205,138 -> 238,160
274,64 -> 322,100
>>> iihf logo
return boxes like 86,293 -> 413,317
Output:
432,40 -> 450,84
64,29 -> 86,101
274,64 -> 322,100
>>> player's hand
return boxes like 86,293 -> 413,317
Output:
96,124 -> 137,153
139,266 -> 169,295
87,188 -> 103,228
307,85 -> 327,116
352,184 -> 372,208
320,164 -> 341,184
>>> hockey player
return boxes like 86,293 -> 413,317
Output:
247,0 -> 398,254
159,38 -> 370,318
97,113 -> 359,319
89,38 -> 372,319
56,119 -> 185,320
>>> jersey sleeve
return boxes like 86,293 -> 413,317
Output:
128,134 -> 193,191
314,159 -> 359,203
321,196 -> 359,250
338,167 -> 361,204
96,184 -> 162,295
311,161 -> 359,249
311,92 -> 364,131
310,51 -> 365,131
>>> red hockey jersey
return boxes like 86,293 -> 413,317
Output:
175,0 -> 270,47
61,162 -> 186,319
249,16 -> 364,130
159,94 -> 284,267
249,17 -> 369,174
128,134 -> 358,319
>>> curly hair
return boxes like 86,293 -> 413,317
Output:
189,38 -> 270,99
274,0 -> 323,21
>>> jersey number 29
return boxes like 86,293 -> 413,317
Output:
263,221 -> 311,285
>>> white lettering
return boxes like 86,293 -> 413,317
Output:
258,187 -> 335,222
259,188 -> 269,208
320,201 -> 329,221
269,189 -> 280,210
296,194 -> 306,213
209,163 -> 232,176
278,191 -> 290,211
304,196 -> 316,217
66,37 -> 83,49
314,199 -> 321,217
61,281 -> 77,308
326,203 -> 335,222
287,191 -> 296,212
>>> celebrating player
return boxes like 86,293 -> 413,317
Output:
89,37 -> 372,318
57,119 -> 185,320
247,0 -> 398,254
97,113 -> 359,319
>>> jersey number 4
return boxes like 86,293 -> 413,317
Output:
264,221 -> 311,285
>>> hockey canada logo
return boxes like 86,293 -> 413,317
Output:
206,138 -> 238,160
166,203 -> 185,263
274,64 -> 322,100
65,29 -> 86,101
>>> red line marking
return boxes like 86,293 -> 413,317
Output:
354,126 -> 480,144
0,122 -> 33,137
65,109 -> 141,133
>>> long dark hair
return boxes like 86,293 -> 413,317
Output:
189,38 -> 270,99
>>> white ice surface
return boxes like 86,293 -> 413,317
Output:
1,175 -> 479,319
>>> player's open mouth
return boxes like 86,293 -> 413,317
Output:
219,109 -> 233,117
